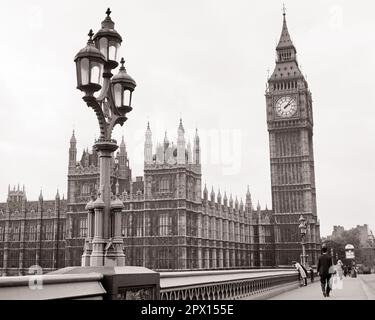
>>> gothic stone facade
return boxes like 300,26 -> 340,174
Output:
0,187 -> 66,276
122,121 -> 275,270
0,121 -> 274,275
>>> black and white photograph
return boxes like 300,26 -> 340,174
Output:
0,0 -> 374,308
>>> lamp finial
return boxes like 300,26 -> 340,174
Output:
88,29 -> 94,43
106,8 -> 112,17
119,57 -> 126,71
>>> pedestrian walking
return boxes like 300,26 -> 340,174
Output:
317,244 -> 333,297
309,266 -> 314,282
336,260 -> 344,280
293,261 -> 307,286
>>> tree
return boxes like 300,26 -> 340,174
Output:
324,227 -> 362,263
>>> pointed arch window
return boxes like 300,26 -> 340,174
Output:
159,178 -> 169,193
79,218 -> 87,238
126,214 -> 133,237
159,213 -> 172,236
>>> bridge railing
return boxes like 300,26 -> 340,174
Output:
0,272 -> 106,300
0,268 -> 299,300
160,269 -> 299,300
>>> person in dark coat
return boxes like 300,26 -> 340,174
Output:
317,245 -> 333,297
309,266 -> 314,282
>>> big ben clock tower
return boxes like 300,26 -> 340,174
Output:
266,11 -> 321,266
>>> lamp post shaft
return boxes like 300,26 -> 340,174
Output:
89,141 -> 120,266
98,147 -> 114,240
301,236 -> 306,267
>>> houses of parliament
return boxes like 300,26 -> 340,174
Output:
0,12 -> 321,276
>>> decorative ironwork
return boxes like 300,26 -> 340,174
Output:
160,273 -> 298,300
117,286 -> 154,300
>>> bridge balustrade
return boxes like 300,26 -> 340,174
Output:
160,269 -> 299,300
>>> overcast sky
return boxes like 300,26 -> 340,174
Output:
0,0 -> 374,236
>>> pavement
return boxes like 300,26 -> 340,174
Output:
269,275 -> 375,300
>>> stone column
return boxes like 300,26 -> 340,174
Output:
2,215 -> 9,276
219,249 -> 224,268
211,248 -> 217,269
197,247 -> 202,269
179,246 -> 187,269
19,218 -> 25,274
204,248 -> 210,269
197,214 -> 202,238
90,198 -> 105,266
225,249 -> 230,268
81,200 -> 94,267
237,251 -> 241,268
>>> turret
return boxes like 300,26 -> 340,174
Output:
223,192 -> 228,207
257,201 -> 261,210
38,189 -> 44,211
193,128 -> 200,165
69,130 -> 77,173
81,148 -> 90,167
177,119 -> 186,165
235,196 -> 239,210
55,189 -> 61,211
21,185 -> 27,212
229,194 -> 233,208
55,189 -> 60,200
217,189 -> 222,205
257,201 -> 261,219
246,185 -> 252,208
203,184 -> 208,201
210,186 -> 215,203
119,136 -> 129,178
144,122 -> 153,165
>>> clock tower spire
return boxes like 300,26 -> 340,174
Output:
266,11 -> 320,266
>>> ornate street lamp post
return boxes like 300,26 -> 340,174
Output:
299,215 -> 307,267
74,8 -> 136,267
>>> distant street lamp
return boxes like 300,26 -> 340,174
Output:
299,215 -> 307,267
74,8 -> 136,267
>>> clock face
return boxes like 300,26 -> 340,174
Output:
275,96 -> 297,118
